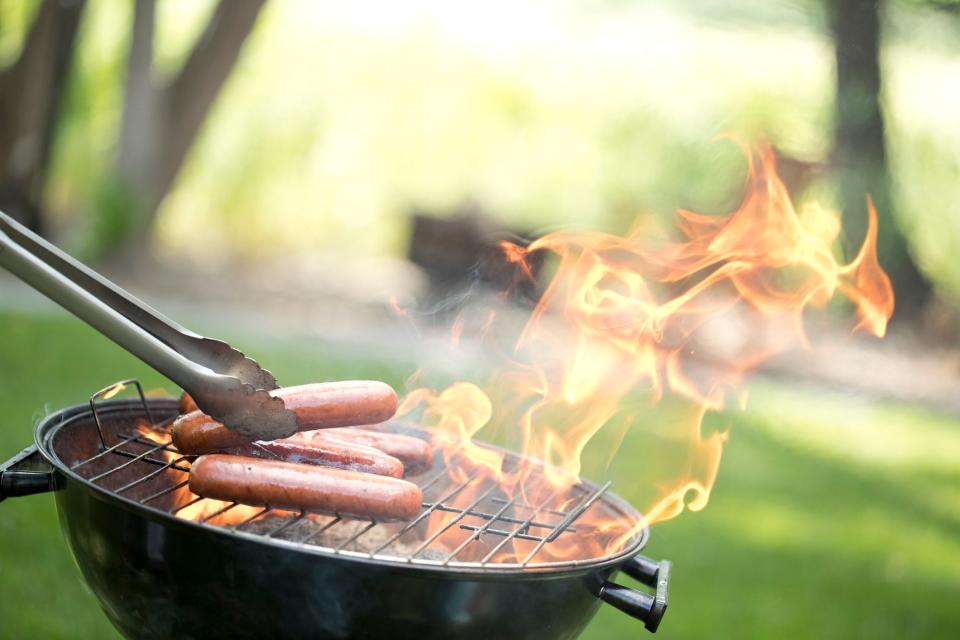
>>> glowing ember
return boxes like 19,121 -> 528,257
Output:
398,140 -> 894,548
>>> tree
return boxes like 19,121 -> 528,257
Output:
830,0 -> 930,315
109,0 -> 267,255
0,0 -> 87,236
0,0 -> 267,256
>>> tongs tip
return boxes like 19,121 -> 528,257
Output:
194,383 -> 298,440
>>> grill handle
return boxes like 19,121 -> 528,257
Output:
598,554 -> 670,633
0,444 -> 57,502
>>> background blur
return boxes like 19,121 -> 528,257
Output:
1,0 -> 959,638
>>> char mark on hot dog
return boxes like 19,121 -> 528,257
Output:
171,381 -> 398,454
317,427 -> 433,473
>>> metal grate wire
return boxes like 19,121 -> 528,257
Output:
68,383 -> 636,571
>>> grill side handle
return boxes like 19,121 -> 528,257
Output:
0,444 -> 58,502
596,554 -> 670,633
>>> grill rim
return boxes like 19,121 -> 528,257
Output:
36,397 -> 650,578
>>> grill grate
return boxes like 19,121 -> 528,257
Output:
63,381 -> 642,572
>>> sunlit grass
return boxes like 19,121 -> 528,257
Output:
748,378 -> 960,473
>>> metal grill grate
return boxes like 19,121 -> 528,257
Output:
63,381 -> 642,572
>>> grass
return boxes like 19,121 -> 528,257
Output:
1,309 -> 959,638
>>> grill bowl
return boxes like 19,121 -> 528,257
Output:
3,396 -> 670,639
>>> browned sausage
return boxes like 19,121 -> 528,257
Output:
318,427 -> 433,473
171,414 -> 249,453
179,391 -> 198,415
188,454 -> 422,521
171,381 -> 398,454
226,436 -> 404,478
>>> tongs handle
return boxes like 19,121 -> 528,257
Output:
0,210 -> 296,439
0,211 -> 278,390
0,216 -> 209,386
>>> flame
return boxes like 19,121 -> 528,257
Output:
134,421 -> 263,524
100,382 -> 127,400
450,312 -> 466,348
122,140 -> 892,564
399,140 -> 894,547
399,382 -> 502,481
387,295 -> 408,318
838,196 -> 894,337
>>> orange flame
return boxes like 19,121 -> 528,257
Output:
134,421 -> 264,524
399,382 -> 502,481
450,312 -> 466,348
399,140 -> 894,535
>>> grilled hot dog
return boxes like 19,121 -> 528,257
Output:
179,391 -> 198,415
226,436 -> 404,478
171,381 -> 398,454
188,454 -> 422,521
319,427 -> 433,473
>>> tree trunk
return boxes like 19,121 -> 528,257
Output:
111,0 -> 267,256
831,0 -> 929,318
117,0 -> 159,201
0,0 -> 86,236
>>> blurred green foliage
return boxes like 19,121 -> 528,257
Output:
146,1 -> 834,256
0,1 -> 956,298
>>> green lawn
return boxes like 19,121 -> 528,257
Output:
1,310 -> 958,638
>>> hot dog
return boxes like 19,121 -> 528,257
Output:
188,454 -> 423,521
226,436 -> 404,478
171,381 -> 398,454
179,391 -> 198,415
318,427 -> 433,473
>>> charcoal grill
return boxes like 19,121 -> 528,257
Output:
0,381 -> 670,639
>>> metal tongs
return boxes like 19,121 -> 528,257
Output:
0,209 -> 297,440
